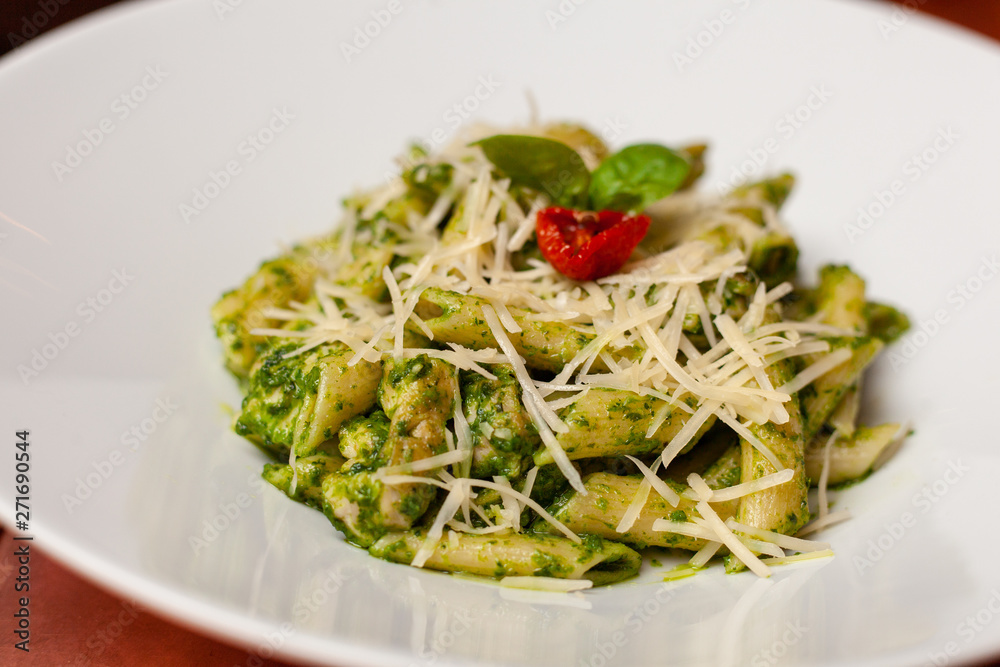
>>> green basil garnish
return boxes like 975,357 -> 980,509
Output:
473,135 -> 691,213
472,135 -> 590,208
588,144 -> 691,213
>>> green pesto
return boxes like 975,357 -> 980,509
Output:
321,355 -> 457,546
748,233 -> 799,288
333,244 -> 395,302
719,272 -> 758,316
540,389 -> 708,463
805,422 -> 902,486
814,264 -> 866,330
338,410 -> 391,468
211,241 -> 334,379
235,341 -> 381,459
682,310 -> 704,338
367,529 -> 640,586
396,490 -> 428,521
320,471 -> 393,547
682,274 -> 758,348
577,534 -> 604,563
728,173 -> 795,210
531,549 -> 574,578
537,485 -> 577,529
234,343 -> 314,459
584,542 -> 644,586
462,365 -> 541,478
262,453 -> 344,510
543,472 -> 714,551
320,471 -> 439,548
864,301 -> 911,343
702,446 -> 742,489
378,355 -> 457,421
523,464 -> 572,513
414,288 -> 636,373
474,464 -> 572,530
801,337 -> 883,440
402,162 -> 455,206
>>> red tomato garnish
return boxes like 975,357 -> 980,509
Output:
535,206 -> 650,281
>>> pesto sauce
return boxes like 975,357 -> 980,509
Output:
530,549 -> 573,577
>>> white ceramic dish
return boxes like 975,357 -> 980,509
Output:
3,1 -> 1000,665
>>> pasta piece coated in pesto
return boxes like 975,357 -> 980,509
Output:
462,366 -> 541,478
728,173 -> 795,211
730,177 -> 800,287
337,410 -> 391,469
263,453 -> 345,510
748,232 -> 799,288
322,356 -> 458,546
682,273 -> 759,348
369,530 -> 641,586
804,264 -> 868,434
234,342 -> 382,459
663,424 -> 739,484
546,472 -> 738,551
805,423 -> 902,486
333,245 -> 396,302
700,443 -> 742,491
814,265 -> 867,331
534,389 -> 711,465
415,288 -> 604,373
728,359 -> 808,571
212,237 -> 338,379
863,301 -> 911,344
677,144 -> 707,191
800,337 -> 883,441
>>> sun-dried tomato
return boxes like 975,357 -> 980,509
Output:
535,207 -> 650,281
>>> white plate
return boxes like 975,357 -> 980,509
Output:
2,1 -> 1000,665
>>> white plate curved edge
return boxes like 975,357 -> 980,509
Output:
2,0 -> 1000,666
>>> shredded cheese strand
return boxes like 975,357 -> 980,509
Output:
725,519 -> 830,553
695,500 -> 770,577
779,347 -> 853,394
500,576 -> 593,592
377,449 -> 469,476
625,455 -> 680,506
707,468 -> 795,502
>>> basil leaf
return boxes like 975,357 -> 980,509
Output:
589,143 -> 691,213
473,135 -> 590,208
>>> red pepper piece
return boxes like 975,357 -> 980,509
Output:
535,206 -> 650,281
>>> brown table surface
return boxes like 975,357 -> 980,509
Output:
2,1 -> 1000,665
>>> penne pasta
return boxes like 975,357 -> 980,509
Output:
214,120 -> 911,586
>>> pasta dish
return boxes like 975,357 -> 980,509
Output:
211,122 -> 909,590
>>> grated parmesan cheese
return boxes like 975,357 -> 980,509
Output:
500,576 -> 593,593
